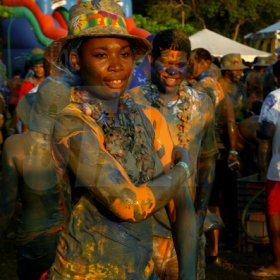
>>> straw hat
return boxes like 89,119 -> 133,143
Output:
45,0 -> 152,64
220,53 -> 248,71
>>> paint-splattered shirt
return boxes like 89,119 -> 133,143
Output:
47,91 -> 170,280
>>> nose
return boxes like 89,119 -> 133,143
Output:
165,68 -> 178,75
108,55 -> 123,72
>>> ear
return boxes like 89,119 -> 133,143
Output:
69,51 -> 80,71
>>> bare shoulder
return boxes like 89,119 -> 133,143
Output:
2,133 -> 29,162
52,106 -> 89,140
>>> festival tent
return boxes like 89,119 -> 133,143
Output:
189,28 -> 270,62
244,21 -> 280,53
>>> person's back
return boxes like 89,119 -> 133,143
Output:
1,77 -> 71,280
2,132 -> 69,235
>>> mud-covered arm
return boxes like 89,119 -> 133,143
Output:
144,106 -> 196,279
196,99 -> 217,216
223,94 -> 238,152
0,139 -> 19,235
53,115 -> 188,223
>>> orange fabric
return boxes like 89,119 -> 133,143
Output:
152,236 -> 178,280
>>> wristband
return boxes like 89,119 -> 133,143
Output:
229,150 -> 238,155
176,161 -> 191,178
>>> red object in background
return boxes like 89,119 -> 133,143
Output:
53,10 -> 68,29
40,271 -> 48,280
18,81 -> 34,100
3,0 -> 67,39
125,17 -> 151,38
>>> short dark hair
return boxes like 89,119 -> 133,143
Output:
152,29 -> 191,60
191,48 -> 212,62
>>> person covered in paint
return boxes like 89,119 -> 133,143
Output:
0,77 -> 72,280
252,60 -> 280,278
130,29 -> 217,280
188,48 -> 239,263
218,53 -> 249,122
43,1 -> 191,279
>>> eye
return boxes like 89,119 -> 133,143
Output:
93,53 -> 107,58
121,51 -> 132,58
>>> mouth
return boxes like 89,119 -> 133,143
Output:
104,79 -> 126,90
162,76 -> 180,87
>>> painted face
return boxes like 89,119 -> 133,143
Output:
153,49 -> 188,94
76,37 -> 134,100
228,69 -> 244,82
33,64 -> 45,79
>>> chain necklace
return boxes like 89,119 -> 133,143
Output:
70,87 -> 156,184
143,80 -> 194,148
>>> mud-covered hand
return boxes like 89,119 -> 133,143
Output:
172,146 -> 192,178
172,146 -> 190,164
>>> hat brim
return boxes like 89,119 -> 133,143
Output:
45,32 -> 152,65
221,65 -> 248,71
253,63 -> 269,67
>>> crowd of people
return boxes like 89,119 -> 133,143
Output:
0,0 -> 280,279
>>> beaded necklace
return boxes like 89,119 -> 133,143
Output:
142,80 -> 194,148
70,86 -> 156,184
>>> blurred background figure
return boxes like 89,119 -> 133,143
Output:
219,53 -> 249,122
18,49 -> 45,100
245,56 -> 270,113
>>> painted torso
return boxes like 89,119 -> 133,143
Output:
48,89 -> 165,279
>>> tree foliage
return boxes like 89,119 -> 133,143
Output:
134,0 -> 280,41
133,14 -> 197,35
0,5 -> 13,19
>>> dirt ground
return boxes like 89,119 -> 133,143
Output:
0,234 -> 277,280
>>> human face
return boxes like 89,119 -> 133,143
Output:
227,69 -> 244,82
76,37 -> 134,100
33,64 -> 45,79
152,50 -> 188,95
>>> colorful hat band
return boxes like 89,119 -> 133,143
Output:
70,10 -> 127,35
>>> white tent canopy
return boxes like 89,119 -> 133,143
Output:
189,28 -> 271,62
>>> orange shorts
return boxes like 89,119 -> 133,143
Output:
152,236 -> 178,280
266,180 -> 280,216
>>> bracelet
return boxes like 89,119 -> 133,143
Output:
176,161 -> 191,178
229,150 -> 238,155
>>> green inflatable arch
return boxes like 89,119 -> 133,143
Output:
7,6 -> 53,46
